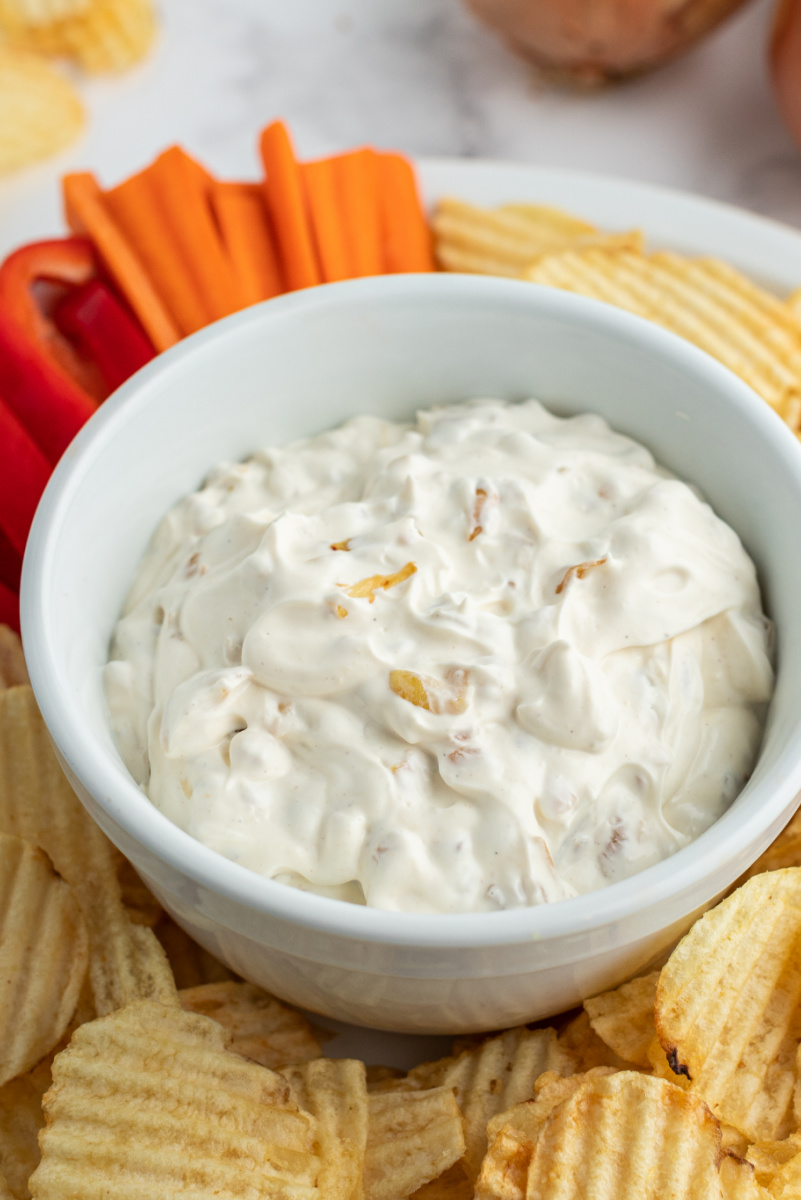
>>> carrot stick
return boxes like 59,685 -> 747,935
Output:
377,153 -> 434,273
147,147 -> 245,322
334,148 -> 383,278
62,172 -> 180,352
259,121 -> 321,291
210,183 -> 284,305
104,171 -> 209,337
302,159 -> 351,283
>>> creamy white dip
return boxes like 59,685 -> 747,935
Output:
106,400 -> 774,913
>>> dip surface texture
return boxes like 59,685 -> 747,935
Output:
105,400 -> 773,912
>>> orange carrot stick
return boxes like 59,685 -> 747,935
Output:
334,148 -> 383,278
259,121 -> 321,291
302,159 -> 351,283
377,153 -> 434,273
147,147 -> 245,321
62,172 -> 181,352
210,182 -> 284,305
104,171 -> 209,337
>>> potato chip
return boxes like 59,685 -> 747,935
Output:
0,1053 -> 50,1199
432,197 -> 642,279
113,850 -> 162,926
746,1134 -> 801,1198
0,687 -> 177,1017
719,1155 -> 771,1200
583,970 -> 660,1068
527,247 -> 801,430
409,1162 -> 473,1199
557,1010 -> 629,1071
0,1177 -> 16,1200
282,1058 -> 367,1200
0,629 -> 28,690
365,1065 -> 405,1090
475,1068 -> 617,1200
30,999 -> 320,1199
743,810 -> 801,880
407,1026 -> 574,1181
0,0 -> 89,29
13,0 -> 156,72
0,833 -> 88,1086
787,287 -> 801,320
655,869 -> 801,1142
181,981 -> 321,1070
364,1087 -> 465,1200
525,1070 -> 723,1200
0,47 -> 83,174
154,913 -> 237,988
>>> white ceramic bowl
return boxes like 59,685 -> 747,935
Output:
21,275 -> 801,1034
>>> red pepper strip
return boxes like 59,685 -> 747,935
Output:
0,582 -> 19,636
0,526 -> 22,596
0,395 -> 52,559
55,280 -> 155,394
0,238 -> 107,404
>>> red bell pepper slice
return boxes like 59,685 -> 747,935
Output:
55,279 -> 155,394
0,394 -> 51,559
0,238 -> 100,464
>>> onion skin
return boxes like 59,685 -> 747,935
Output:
464,0 -> 754,83
771,0 -> 801,151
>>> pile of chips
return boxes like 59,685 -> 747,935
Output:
2,618 -> 801,1199
433,196 -> 801,437
0,0 -> 157,173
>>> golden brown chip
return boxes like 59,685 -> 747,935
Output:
113,851 -> 162,926
154,912 -> 237,988
525,1070 -> 723,1200
406,1026 -> 574,1182
583,970 -> 660,1068
364,1087 -> 466,1200
743,811 -> 801,880
365,1065 -> 405,1090
719,1154 -> 771,1199
747,1134 -> 801,1197
0,0 -> 90,27
11,0 -> 156,71
527,247 -> 801,431
409,1162 -> 473,1199
557,1009 -> 629,1071
282,1058 -> 367,1200
655,869 -> 801,1142
0,1054 -> 51,1200
29,999 -> 320,1199
0,628 -> 28,690
180,981 -> 321,1071
475,1068 -> 617,1200
787,287 -> 801,320
0,833 -> 88,1086
432,196 -> 642,279
0,47 -> 83,174
0,687 -> 178,1017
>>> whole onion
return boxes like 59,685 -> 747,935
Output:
771,0 -> 801,152
464,0 -> 754,83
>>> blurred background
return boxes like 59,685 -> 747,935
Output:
1,0 -> 799,256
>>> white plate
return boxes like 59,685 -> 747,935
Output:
10,157 -> 801,1068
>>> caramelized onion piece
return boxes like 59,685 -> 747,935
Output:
463,0 -> 752,84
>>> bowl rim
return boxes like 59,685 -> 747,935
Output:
20,273 -> 801,950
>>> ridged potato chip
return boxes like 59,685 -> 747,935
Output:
0,1053 -> 51,1199
557,1010 -> 629,1072
746,1133 -> 801,1197
406,1026 -> 574,1181
0,833 -> 88,1086
113,851 -> 162,926
583,970 -> 660,1068
788,287 -> 801,320
0,629 -> 28,689
656,869 -> 801,1142
433,196 -> 642,278
475,1069 -> 617,1200
527,247 -> 801,430
364,1087 -> 466,1200
181,981 -> 321,1071
0,687 -> 177,1017
12,0 -> 156,72
409,1162 -> 472,1199
719,1155 -> 771,1200
282,1058 -> 367,1200
525,1071 -> 723,1200
0,47 -> 83,174
154,913 -> 237,988
30,999 -> 320,1199
0,0 -> 89,28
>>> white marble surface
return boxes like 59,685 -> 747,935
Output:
2,0 -> 801,259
